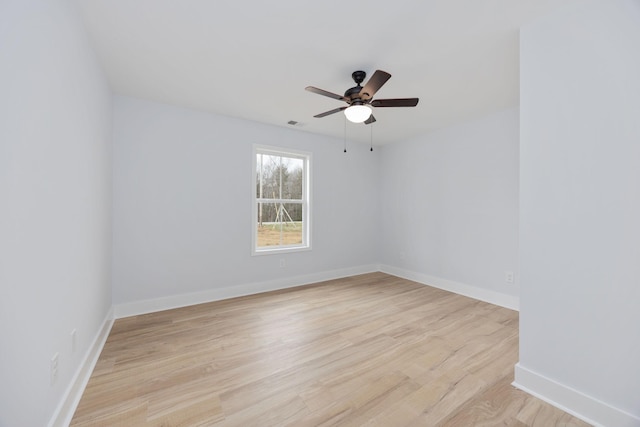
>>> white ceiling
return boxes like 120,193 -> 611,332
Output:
73,0 -> 575,145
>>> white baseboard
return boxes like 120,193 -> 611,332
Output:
48,307 -> 115,427
513,363 -> 640,427
114,264 -> 379,318
378,264 -> 519,311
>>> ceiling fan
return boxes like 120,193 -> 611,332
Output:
306,70 -> 419,124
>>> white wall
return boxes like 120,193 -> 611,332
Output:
0,0 -> 113,426
517,1 -> 640,425
378,108 -> 520,308
112,96 -> 379,309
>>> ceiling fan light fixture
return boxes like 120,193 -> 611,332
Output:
344,104 -> 372,123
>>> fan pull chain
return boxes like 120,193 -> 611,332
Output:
370,122 -> 373,152
343,116 -> 347,153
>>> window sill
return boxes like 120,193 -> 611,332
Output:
252,245 -> 312,256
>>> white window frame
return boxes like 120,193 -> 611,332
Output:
252,145 -> 311,255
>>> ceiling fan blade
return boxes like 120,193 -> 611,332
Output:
371,98 -> 419,107
364,115 -> 376,125
314,106 -> 347,118
359,70 -> 391,100
305,86 -> 348,102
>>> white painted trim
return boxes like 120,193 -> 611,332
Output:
378,264 -> 519,311
513,363 -> 640,427
114,264 -> 378,318
48,307 -> 115,427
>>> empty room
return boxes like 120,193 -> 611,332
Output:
1,0 -> 639,426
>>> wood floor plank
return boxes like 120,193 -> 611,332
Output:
70,272 -> 590,426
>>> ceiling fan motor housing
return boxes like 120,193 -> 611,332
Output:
344,86 -> 363,101
345,70 -> 367,102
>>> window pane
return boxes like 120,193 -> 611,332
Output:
256,154 -> 262,198
257,202 -> 280,247
281,203 -> 303,245
281,157 -> 304,200
257,154 -> 281,199
256,202 -> 304,248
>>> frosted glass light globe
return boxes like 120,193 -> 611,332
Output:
344,105 -> 372,123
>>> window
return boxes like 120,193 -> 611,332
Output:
252,145 -> 311,254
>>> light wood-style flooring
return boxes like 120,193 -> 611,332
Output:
71,273 -> 590,426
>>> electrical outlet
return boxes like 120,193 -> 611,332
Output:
279,258 -> 286,268
50,353 -> 59,385
71,329 -> 77,353
505,271 -> 514,284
